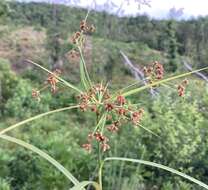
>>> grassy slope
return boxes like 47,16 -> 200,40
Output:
0,24 -> 167,88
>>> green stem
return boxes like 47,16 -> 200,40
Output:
98,159 -> 104,190
95,113 -> 103,190
78,46 -> 92,87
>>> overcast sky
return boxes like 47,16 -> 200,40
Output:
21,0 -> 208,19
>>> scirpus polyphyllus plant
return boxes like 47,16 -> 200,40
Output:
1,11 -> 208,190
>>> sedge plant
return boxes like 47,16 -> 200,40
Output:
1,11 -> 208,190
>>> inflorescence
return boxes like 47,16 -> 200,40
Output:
77,83 -> 144,153
32,18 -> 189,154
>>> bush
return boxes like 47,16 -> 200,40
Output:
0,178 -> 11,190
5,79 -> 51,118
0,58 -> 18,116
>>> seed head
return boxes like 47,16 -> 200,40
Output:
32,89 -> 40,101
107,123 -> 119,133
82,143 -> 92,153
67,49 -> 79,60
101,143 -> 110,152
177,79 -> 189,97
105,103 -> 114,111
47,69 -> 61,93
117,95 -> 126,105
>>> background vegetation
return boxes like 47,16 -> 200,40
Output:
0,1 -> 208,189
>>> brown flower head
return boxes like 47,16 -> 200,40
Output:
67,49 -> 79,60
177,79 -> 189,97
117,95 -> 126,105
82,143 -> 92,153
107,123 -> 119,133
47,69 -> 61,93
32,89 -> 40,101
131,108 -> 144,125
105,103 -> 114,112
71,31 -> 81,44
101,143 -> 110,152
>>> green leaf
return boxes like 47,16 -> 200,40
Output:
0,134 -> 79,186
122,67 -> 208,97
0,105 -> 79,135
103,157 -> 208,189
79,59 -> 90,90
93,114 -> 107,134
138,124 -> 160,138
98,82 -> 109,103
78,47 -> 92,88
70,181 -> 100,190
26,60 -> 82,93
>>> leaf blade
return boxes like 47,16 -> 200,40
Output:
0,105 -> 79,135
0,134 -> 79,185
104,157 -> 208,189
79,59 -> 90,90
78,47 -> 92,88
26,60 -> 82,93
122,67 -> 208,97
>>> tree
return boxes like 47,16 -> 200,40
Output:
166,20 -> 178,72
46,2 -> 63,69
0,0 -> 9,23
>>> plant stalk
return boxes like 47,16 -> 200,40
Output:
98,159 -> 104,190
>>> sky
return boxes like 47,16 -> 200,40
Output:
20,0 -> 208,19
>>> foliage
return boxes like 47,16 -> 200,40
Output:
4,79 -> 52,118
0,58 -> 18,116
0,178 -> 11,190
0,2 -> 208,190
6,2 -> 208,69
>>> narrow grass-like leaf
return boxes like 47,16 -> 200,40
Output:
120,81 -> 143,93
0,105 -> 79,135
70,181 -> 100,190
100,114 -> 107,133
138,124 -> 160,138
103,157 -> 208,189
78,47 -> 92,88
26,60 -> 82,93
0,134 -> 79,185
97,82 -> 108,103
122,67 -> 208,97
93,114 -> 107,134
80,59 -> 90,90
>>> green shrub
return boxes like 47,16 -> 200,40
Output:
0,178 -> 11,190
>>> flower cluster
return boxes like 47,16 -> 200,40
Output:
68,20 -> 95,61
82,132 -> 110,153
143,62 -> 190,97
177,79 -> 189,97
70,31 -> 82,45
80,20 -> 95,33
67,49 -> 80,61
32,89 -> 40,102
47,69 -> 61,93
144,61 -> 164,82
32,69 -> 62,101
77,84 -> 144,153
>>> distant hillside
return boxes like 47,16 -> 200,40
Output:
5,2 -> 208,71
